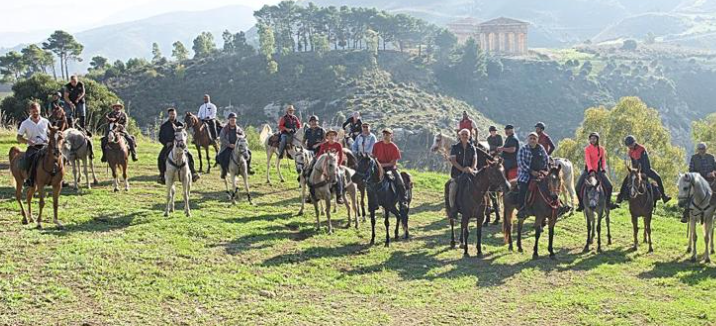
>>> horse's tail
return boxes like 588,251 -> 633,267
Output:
87,137 -> 95,160
259,124 -> 272,145
8,147 -> 21,188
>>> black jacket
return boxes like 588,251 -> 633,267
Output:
159,120 -> 184,144
690,153 -> 716,178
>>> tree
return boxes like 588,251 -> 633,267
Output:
622,39 -> 638,51
192,32 -> 217,58
434,28 -> 457,60
692,113 -> 716,151
258,24 -> 276,59
0,51 -> 27,83
222,31 -> 255,57
222,30 -> 235,52
20,45 -> 54,77
556,97 -> 685,194
42,30 -> 83,80
89,56 -> 109,71
151,42 -> 164,64
171,41 -> 189,62
311,34 -> 330,56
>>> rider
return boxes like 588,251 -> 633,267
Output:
46,91 -> 67,129
448,129 -> 478,219
218,113 -> 254,179
157,108 -> 200,184
617,135 -> 671,204
497,124 -> 520,180
63,75 -> 88,133
352,122 -> 377,157
486,126 -> 503,155
317,129 -> 346,204
457,111 -> 477,143
197,94 -> 220,141
684,142 -> 716,223
535,122 -> 556,156
17,102 -> 51,188
101,102 -> 138,162
303,115 -> 325,155
342,112 -> 362,140
516,132 -> 550,218
372,128 -> 409,204
575,132 -> 617,212
277,104 -> 301,159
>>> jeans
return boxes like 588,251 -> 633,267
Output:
278,133 -> 292,158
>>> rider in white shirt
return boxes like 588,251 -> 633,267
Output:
197,94 -> 220,140
17,102 -> 51,187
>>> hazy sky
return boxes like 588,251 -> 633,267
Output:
2,0 -> 279,33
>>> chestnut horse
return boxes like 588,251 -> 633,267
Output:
9,126 -> 65,229
184,112 -> 219,174
626,165 -> 658,252
105,124 -> 130,192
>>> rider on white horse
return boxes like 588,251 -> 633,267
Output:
158,108 -> 200,184
278,105 -> 301,159
218,113 -> 254,178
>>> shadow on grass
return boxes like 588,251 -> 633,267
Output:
638,259 -> 716,285
218,222 -> 316,254
261,241 -> 371,267
42,211 -> 143,235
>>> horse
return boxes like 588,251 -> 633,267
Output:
444,160 -> 511,257
184,112 -> 219,174
259,124 -> 304,185
504,166 -> 563,259
224,135 -> 253,205
582,173 -> 611,253
308,152 -> 340,233
338,128 -> 354,150
9,126 -> 65,229
553,158 -> 577,208
678,172 -> 715,263
294,146 -> 314,216
61,128 -> 97,190
105,124 -> 130,192
164,127 -> 192,217
355,155 -> 413,247
626,165 -> 658,252
343,149 -> 367,220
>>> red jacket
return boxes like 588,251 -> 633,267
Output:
458,118 -> 474,131
538,132 -> 555,155
278,114 -> 301,133
372,141 -> 401,168
584,144 -> 607,172
318,141 -> 344,165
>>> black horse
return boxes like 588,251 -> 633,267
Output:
354,155 -> 412,247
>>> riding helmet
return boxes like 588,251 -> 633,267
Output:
624,135 -> 636,146
535,122 -> 546,129
589,132 -> 600,139
309,115 -> 319,122
227,112 -> 237,119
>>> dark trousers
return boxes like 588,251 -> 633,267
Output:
576,170 -> 613,207
158,144 -> 197,178
517,181 -> 529,209
203,119 -> 218,140
24,145 -> 45,186
218,148 -> 252,177
619,169 -> 666,200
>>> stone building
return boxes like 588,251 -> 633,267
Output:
477,17 -> 529,56
446,17 -> 481,44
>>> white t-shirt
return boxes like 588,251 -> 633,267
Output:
198,102 -> 218,120
18,117 -> 50,145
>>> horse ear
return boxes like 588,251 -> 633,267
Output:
556,164 -> 562,173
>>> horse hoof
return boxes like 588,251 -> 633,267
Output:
459,243 -> 465,249
55,223 -> 64,230
370,240 -> 375,246
164,212 -> 169,217
36,224 -> 43,230
582,246 -> 590,253
508,245 -> 513,252
690,257 -> 697,263
113,189 -> 119,192
705,258 -> 712,264
532,253 -> 539,260
384,242 -> 390,248
403,234 -> 409,240
608,239 -> 612,245
597,247 -> 602,253
518,248 -> 524,253
711,249 -> 715,255
22,219 -> 28,225
686,248 -> 692,254
476,252 -> 483,259
463,252 -> 470,258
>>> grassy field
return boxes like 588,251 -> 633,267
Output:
0,131 -> 715,325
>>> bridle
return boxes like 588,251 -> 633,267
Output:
168,131 -> 188,170
680,174 -> 712,220
629,171 -> 647,198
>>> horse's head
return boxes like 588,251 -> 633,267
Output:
585,173 -> 602,209
174,127 -> 188,150
356,154 -> 376,181
322,152 -> 338,183
627,163 -> 646,198
294,147 -> 309,173
430,133 -> 443,153
677,173 -> 695,208
485,159 -> 510,192
547,165 -> 563,202
47,126 -> 64,160
235,136 -> 249,155
184,112 -> 197,128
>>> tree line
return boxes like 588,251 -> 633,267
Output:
0,31 -> 83,83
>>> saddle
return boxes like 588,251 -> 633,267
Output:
527,178 -> 549,206
268,133 -> 281,148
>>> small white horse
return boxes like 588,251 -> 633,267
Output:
224,136 -> 253,205
164,128 -> 192,217
678,172 -> 715,263
310,152 -> 339,233
62,128 -> 98,190
259,124 -> 304,185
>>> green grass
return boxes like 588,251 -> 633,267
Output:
1,131 -> 715,325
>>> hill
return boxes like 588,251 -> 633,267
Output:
1,131 -> 714,325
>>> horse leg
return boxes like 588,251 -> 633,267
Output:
122,163 -> 129,191
492,193 -> 502,225
370,209 -> 376,245
183,176 -> 191,217
266,148 -> 272,185
205,146 -> 211,174
704,218 -> 712,263
26,186 -> 36,224
584,212 -> 592,253
711,220 -> 715,255
597,211 -> 603,253
196,145 -> 204,174
111,164 -> 119,192
243,173 -> 253,205
326,197 -> 333,234
643,225 -> 648,244
89,155 -> 98,185
276,152 -> 285,183
165,175 -> 172,216
462,214 -> 469,257
231,172 -> 239,205
384,208 -> 390,247
15,180 -> 28,224
476,221 -> 483,258
646,214 -> 654,253
360,186 -> 367,221
298,178 -> 306,215
606,209 -> 612,245
548,221 -> 556,259
72,159 -> 79,190
82,157 -> 91,189
313,197 -> 321,231
394,208 -> 400,240
517,218 -> 524,253
632,215 -> 639,251
36,186 -> 46,230
52,184 -> 62,228
450,217 -> 456,248
533,218 -> 542,259
690,217 -> 698,262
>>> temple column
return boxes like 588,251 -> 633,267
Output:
507,33 -> 515,54
498,33 -> 505,53
488,32 -> 494,53
518,33 -> 526,54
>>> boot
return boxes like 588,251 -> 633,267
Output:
681,209 -> 689,223
662,195 -> 672,203
158,175 -> 165,185
192,173 -> 201,183
131,150 -> 138,162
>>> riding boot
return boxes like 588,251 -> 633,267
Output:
24,159 -> 37,188
186,152 -> 200,182
100,137 -> 108,162
126,135 -> 138,161
615,177 -> 629,204
246,151 -> 255,175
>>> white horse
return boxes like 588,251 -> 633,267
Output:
164,128 -> 192,217
553,158 -> 576,207
678,172 -> 715,263
308,152 -> 359,232
259,124 -> 304,185
224,136 -> 253,205
61,128 -> 98,190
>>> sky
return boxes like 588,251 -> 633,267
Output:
1,0 -> 278,34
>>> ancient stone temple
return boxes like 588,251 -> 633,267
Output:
446,17 -> 481,44
477,17 -> 529,56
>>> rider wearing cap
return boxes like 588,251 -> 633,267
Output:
497,124 -> 520,180
516,132 -> 550,218
102,101 -> 138,162
535,122 -> 556,156
158,108 -> 200,184
617,135 -> 671,204
576,132 -> 617,212
303,115 -> 325,155
342,112 -> 363,140
218,112 -> 253,179
683,142 -> 716,223
352,122 -> 377,157
372,128 -> 409,204
486,126 -> 503,155
278,104 -> 301,159
448,129 -> 478,219
317,129 -> 346,204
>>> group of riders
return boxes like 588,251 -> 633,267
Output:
15,82 -> 716,224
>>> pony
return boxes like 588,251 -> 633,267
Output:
444,160 -> 511,257
677,172 -> 715,263
582,173 -> 611,253
9,126 -> 65,229
355,155 -> 413,247
224,135 -> 253,205
626,164 -> 658,252
164,127 -> 192,217
308,152 -> 340,233
184,112 -> 219,174
61,128 -> 98,190
105,124 -> 130,192
259,124 -> 304,185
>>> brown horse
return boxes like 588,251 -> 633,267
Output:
9,126 -> 65,229
626,165 -> 657,252
184,112 -> 219,174
49,106 -> 68,131
105,125 -> 130,192
504,166 -> 563,259
444,160 -> 511,257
